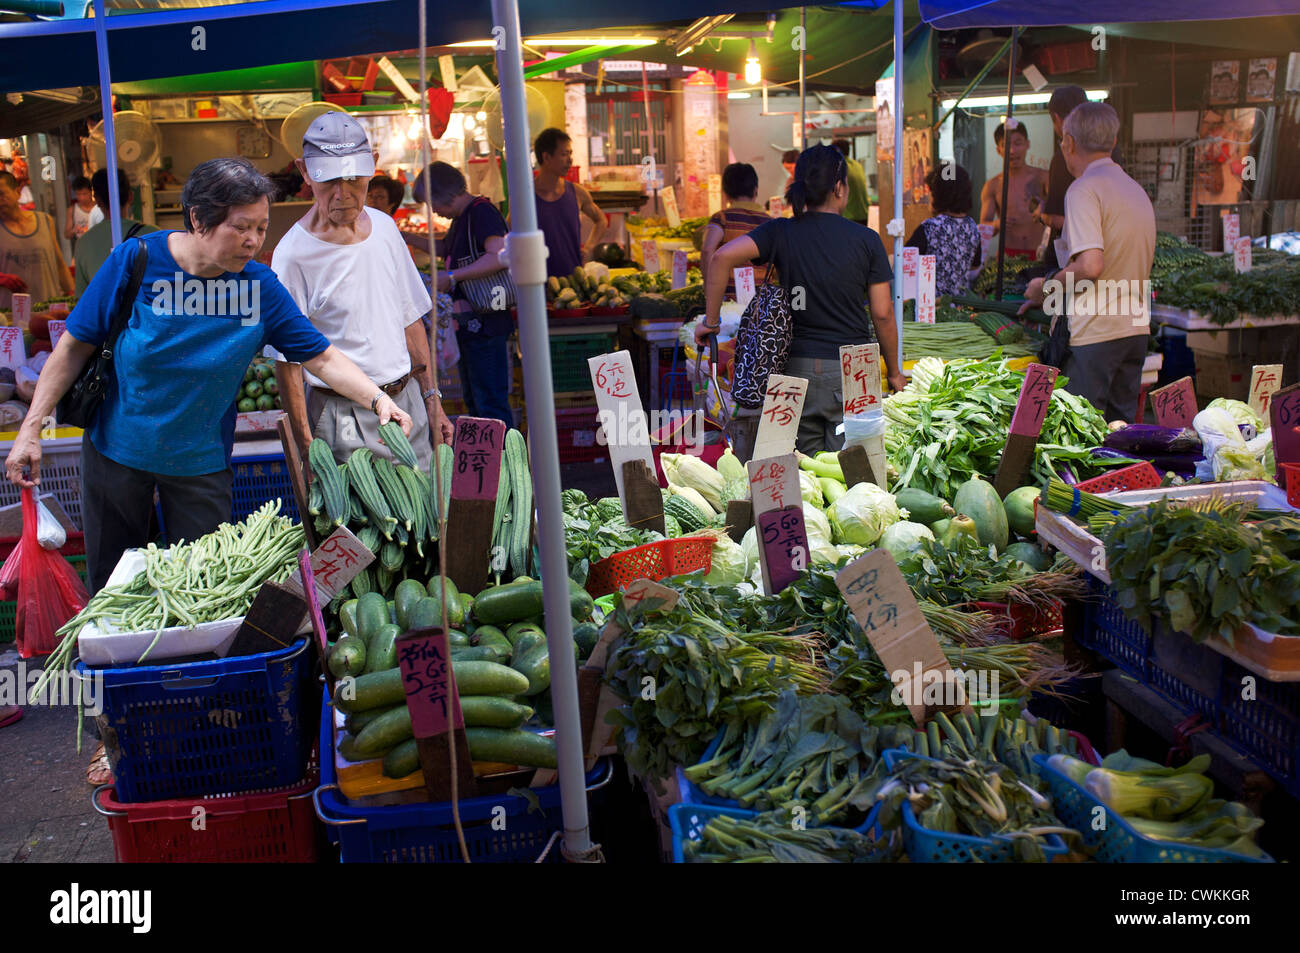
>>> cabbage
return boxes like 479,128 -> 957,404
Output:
803,501 -> 833,546
1208,398 -> 1264,435
879,521 -> 935,563
704,535 -> 750,585
741,526 -> 758,569
828,482 -> 901,546
799,469 -> 824,507
1194,407 -> 1273,482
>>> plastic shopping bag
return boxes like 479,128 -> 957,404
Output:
15,487 -> 88,659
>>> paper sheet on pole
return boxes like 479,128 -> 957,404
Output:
662,186 -> 681,228
901,247 -> 919,300
917,255 -> 936,322
707,174 -> 722,216
835,550 -> 950,725
1249,364 -> 1284,420
1222,212 -> 1239,254
751,375 -> 807,462
589,350 -> 654,511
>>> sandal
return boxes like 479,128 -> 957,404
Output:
86,743 -> 112,786
0,705 -> 21,729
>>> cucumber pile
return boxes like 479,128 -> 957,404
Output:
329,573 -> 602,777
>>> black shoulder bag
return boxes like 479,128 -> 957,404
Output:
57,240 -> 148,428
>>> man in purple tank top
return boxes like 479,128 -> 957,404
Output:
531,128 -> 606,278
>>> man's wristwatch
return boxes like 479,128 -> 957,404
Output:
422,387 -> 441,401
370,391 -> 385,413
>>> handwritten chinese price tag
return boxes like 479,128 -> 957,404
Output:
48,319 -> 66,349
0,327 -> 26,372
746,455 -> 801,512
917,255 -> 937,323
451,417 -> 506,501
901,247 -> 919,301
588,349 -> 654,513
768,196 -> 786,217
840,343 -> 882,418
1234,236 -> 1252,274
734,266 -> 756,312
1249,364 -> 1284,420
662,186 -> 681,228
10,294 -> 29,330
1222,212 -> 1239,254
756,507 -> 809,594
641,239 -> 661,273
707,174 -> 722,216
671,250 -> 689,291
397,631 -> 464,738
283,525 -> 375,603
752,374 -> 808,462
1009,363 -> 1058,437
835,550 -> 953,726
1270,382 -> 1300,470
1150,376 -> 1198,430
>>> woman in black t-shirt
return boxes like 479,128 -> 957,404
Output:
698,145 -> 905,457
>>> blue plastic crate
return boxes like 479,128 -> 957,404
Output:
1077,575 -> 1151,678
1217,661 -> 1300,800
232,452 -> 299,523
78,639 -> 318,803
881,749 -> 1071,863
1033,754 -> 1272,863
314,743 -> 612,863
668,802 -> 884,863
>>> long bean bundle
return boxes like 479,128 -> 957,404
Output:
37,502 -> 304,691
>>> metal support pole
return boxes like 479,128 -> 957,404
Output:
798,6 -> 806,149
93,0 -> 121,247
891,0 -> 903,377
993,27 -> 1020,301
491,0 -> 595,862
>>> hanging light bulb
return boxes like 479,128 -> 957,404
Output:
744,40 -> 762,86
406,112 -> 422,140
475,110 -> 487,122
464,115 -> 477,132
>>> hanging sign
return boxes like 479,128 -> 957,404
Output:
1249,364 -> 1284,420
917,254 -> 936,322
1150,376 -> 1198,430
662,186 -> 681,228
641,239 -> 660,273
901,247 -> 919,300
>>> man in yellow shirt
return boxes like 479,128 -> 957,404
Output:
1020,102 -> 1154,422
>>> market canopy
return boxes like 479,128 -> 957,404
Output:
0,0 -> 784,92
911,0 -> 1300,27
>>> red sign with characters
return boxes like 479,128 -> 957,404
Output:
397,630 -> 465,738
450,417 -> 506,501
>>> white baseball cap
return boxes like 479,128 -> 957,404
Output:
302,111 -> 375,182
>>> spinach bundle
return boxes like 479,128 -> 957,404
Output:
682,811 -> 900,863
1104,497 -> 1300,642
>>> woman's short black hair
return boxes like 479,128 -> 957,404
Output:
785,144 -> 847,217
926,163 -> 972,215
369,175 -> 405,210
71,175 -> 92,192
181,157 -> 276,234
413,162 -> 467,206
720,162 -> 759,201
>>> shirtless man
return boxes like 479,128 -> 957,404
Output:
980,122 -> 1048,257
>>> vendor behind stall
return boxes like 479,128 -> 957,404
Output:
5,156 -> 414,594
272,112 -> 450,469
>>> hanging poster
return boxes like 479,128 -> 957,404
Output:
1192,108 -> 1256,214
902,128 -> 933,206
1209,61 -> 1240,104
875,79 -> 894,163
1246,58 -> 1277,103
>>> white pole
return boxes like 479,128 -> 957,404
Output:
891,0 -> 903,373
490,0 -> 595,861
93,0 -> 121,247
798,7 -> 806,149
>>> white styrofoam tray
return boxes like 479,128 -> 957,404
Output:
77,548 -> 309,667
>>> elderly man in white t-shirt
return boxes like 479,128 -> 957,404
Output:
272,112 -> 452,467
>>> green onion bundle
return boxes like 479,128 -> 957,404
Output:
1041,478 -> 1135,521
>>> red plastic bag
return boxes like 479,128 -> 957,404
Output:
15,487 -> 88,659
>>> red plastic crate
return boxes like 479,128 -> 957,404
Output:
93,779 -> 320,863
555,406 -> 609,465
1282,463 -> 1300,508
969,600 -> 1064,641
586,536 -> 715,597
1074,461 -> 1161,494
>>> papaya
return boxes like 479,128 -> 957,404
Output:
1003,486 -> 1042,539
953,475 -> 1009,551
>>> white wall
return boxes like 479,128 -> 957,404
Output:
980,112 -> 1055,187
724,94 -> 800,205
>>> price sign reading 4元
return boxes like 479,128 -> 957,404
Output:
751,375 -> 808,462
451,416 -> 506,501
1150,376 -> 1198,430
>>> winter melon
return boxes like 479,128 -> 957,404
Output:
952,476 -> 1009,550
1004,541 -> 1052,573
1003,486 -> 1041,539
894,488 -> 954,525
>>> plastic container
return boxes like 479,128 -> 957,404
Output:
554,405 -> 609,465
881,749 -> 1071,862
668,801 -> 884,863
590,304 -> 631,317
1074,461 -> 1161,495
93,779 -> 321,863
549,305 -> 591,319
968,600 -> 1064,641
76,638 -> 318,803
1075,573 -> 1151,679
1033,754 -> 1272,863
585,536 -> 714,597
231,452 -> 300,523
0,435 -> 83,529
549,331 -> 618,393
1282,463 -> 1300,509
313,758 -> 613,863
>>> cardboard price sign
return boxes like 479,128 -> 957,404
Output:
283,525 -> 375,603
748,455 -> 807,595
917,255 -> 937,323
10,294 -> 29,329
641,239 -> 661,273
451,417 -> 506,500
1270,381 -> 1300,470
1150,377 -> 1198,430
1234,236 -> 1253,274
835,550 -> 958,726
1249,364 -> 1284,420
588,349 -> 656,520
1009,363 -> 1058,437
1222,212 -> 1240,254
397,630 -> 465,738
707,174 -> 722,215
671,250 -> 689,290
734,266 -> 756,312
0,327 -> 26,372
751,375 -> 808,462
901,247 -> 919,300
662,186 -> 681,228
840,343 -> 882,417
48,319 -> 66,349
